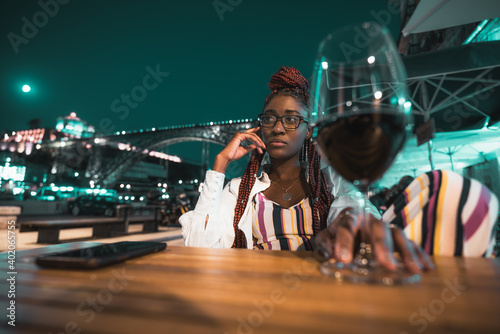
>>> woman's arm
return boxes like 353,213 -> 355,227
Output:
181,127 -> 264,248
179,170 -> 239,248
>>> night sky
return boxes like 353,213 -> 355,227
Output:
1,0 -> 401,134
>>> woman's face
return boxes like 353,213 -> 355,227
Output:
261,95 -> 312,161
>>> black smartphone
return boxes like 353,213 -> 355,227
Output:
35,241 -> 167,269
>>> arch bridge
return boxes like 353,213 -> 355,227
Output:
86,119 -> 255,187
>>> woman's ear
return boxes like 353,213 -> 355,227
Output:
306,125 -> 313,140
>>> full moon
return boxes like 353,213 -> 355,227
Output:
22,84 -> 31,92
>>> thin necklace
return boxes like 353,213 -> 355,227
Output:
270,177 -> 301,201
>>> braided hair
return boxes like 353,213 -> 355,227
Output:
265,66 -> 310,108
231,151 -> 265,248
305,138 -> 332,235
231,66 -> 333,248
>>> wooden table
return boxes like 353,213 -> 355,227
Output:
1,243 -> 500,334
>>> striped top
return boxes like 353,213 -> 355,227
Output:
252,192 -> 315,251
383,170 -> 499,257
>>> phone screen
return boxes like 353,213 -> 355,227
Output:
36,241 -> 167,269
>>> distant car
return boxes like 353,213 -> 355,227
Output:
68,195 -> 121,217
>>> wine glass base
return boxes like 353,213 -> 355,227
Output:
320,259 -> 421,286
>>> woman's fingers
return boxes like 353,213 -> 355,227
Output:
314,227 -> 335,259
369,218 -> 398,271
332,209 -> 357,263
234,128 -> 266,153
245,126 -> 261,134
242,144 -> 262,155
222,128 -> 266,161
408,239 -> 435,271
390,227 -> 436,272
244,128 -> 266,150
316,208 -> 435,274
390,226 -> 422,273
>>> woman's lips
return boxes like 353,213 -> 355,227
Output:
268,140 -> 286,147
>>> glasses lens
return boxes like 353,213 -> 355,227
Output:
260,115 -> 276,127
283,116 -> 299,129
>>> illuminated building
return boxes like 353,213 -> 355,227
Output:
55,112 -> 95,138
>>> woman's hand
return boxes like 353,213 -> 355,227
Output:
212,127 -> 266,174
314,207 -> 434,274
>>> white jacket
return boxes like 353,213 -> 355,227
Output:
180,163 -> 380,249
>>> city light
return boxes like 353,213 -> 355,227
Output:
404,101 -> 412,113
0,163 -> 26,182
12,187 -> 23,195
149,150 -> 182,163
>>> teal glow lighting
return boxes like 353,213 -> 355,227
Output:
463,20 -> 489,44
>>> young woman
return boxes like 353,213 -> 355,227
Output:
180,66 -> 431,272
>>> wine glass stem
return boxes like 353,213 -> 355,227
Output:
354,189 -> 374,268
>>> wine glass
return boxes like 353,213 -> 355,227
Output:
310,22 -> 417,285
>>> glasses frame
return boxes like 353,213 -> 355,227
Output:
258,114 -> 309,131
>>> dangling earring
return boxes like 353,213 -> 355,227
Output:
300,138 -> 310,162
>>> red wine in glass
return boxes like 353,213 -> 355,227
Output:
310,22 -> 418,285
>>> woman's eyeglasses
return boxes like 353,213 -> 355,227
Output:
258,114 -> 308,130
